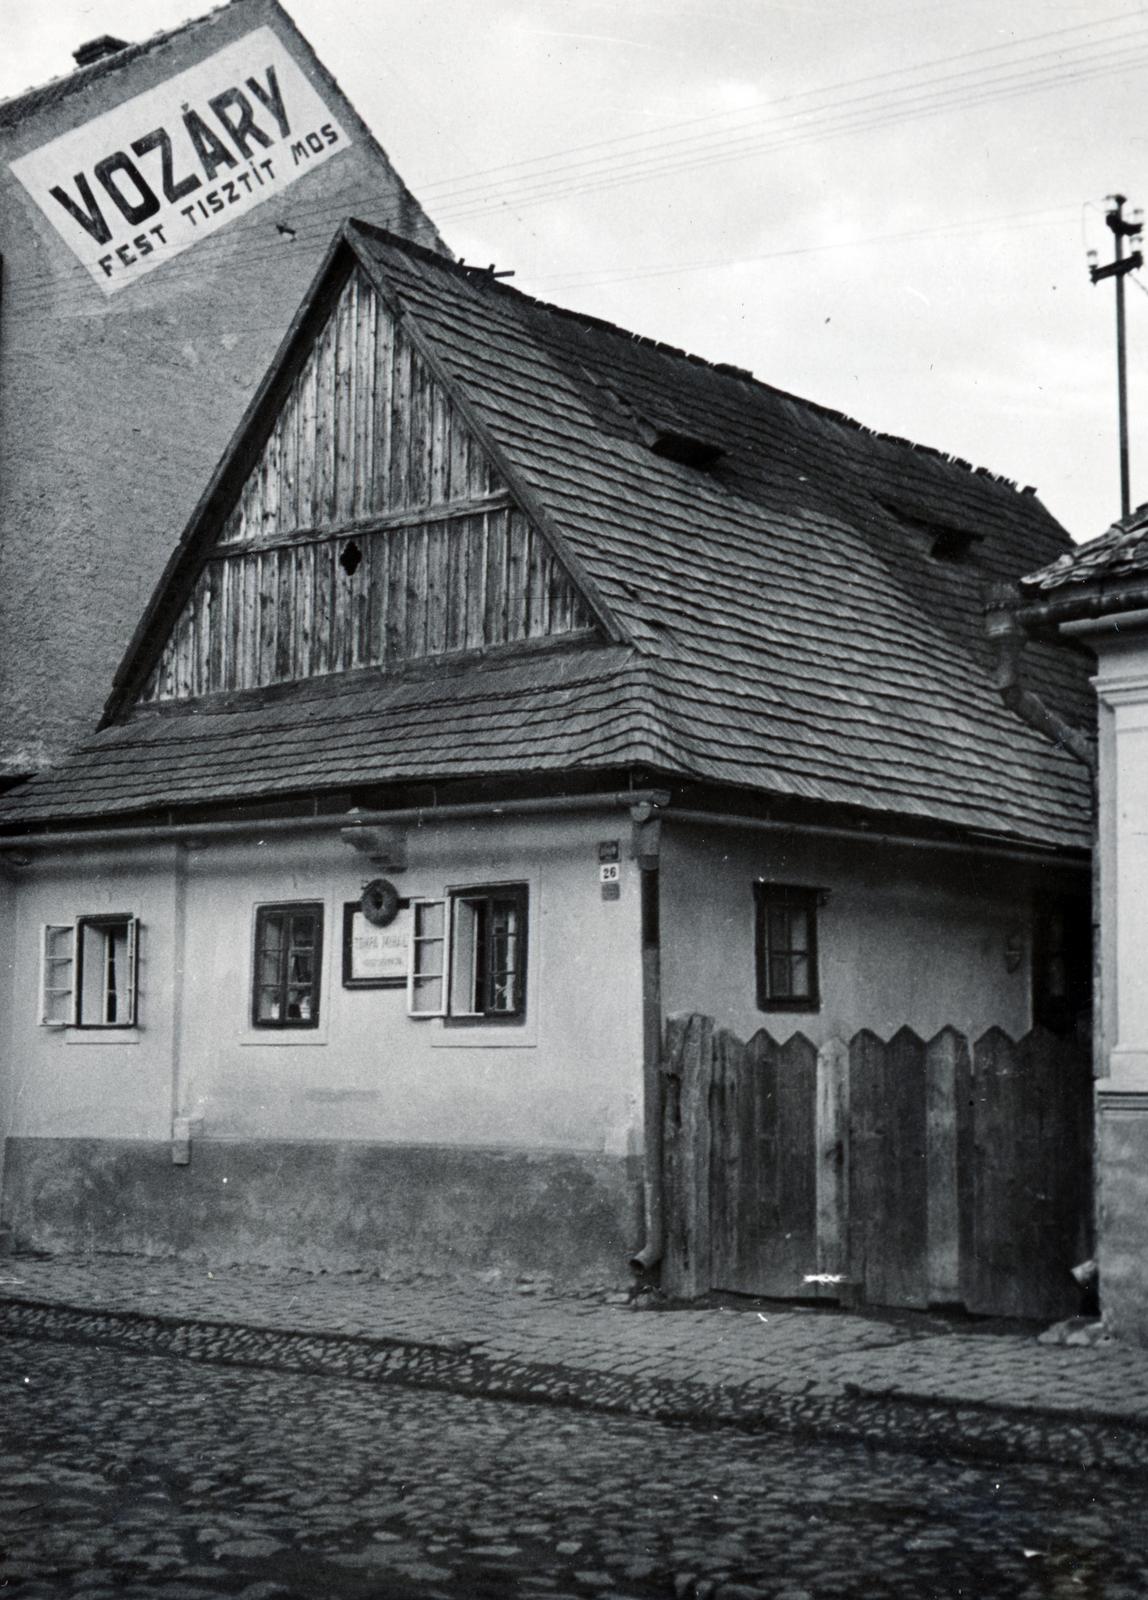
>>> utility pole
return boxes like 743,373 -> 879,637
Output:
1089,194 -> 1143,520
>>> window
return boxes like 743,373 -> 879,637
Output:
1032,893 -> 1091,1039
253,903 -> 323,1029
409,884 -> 528,1021
754,883 -> 820,1011
40,916 -> 139,1028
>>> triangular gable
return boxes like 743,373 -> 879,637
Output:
116,247 -> 612,713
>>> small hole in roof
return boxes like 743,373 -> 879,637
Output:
649,429 -> 725,470
339,541 -> 362,576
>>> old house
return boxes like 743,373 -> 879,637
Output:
0,221 -> 1096,1293
0,0 -> 442,780
1018,510 -> 1148,1343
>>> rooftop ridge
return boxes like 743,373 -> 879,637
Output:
347,218 -> 1026,500
0,0 -> 235,130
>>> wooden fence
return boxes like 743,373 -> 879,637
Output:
660,1016 -> 1093,1321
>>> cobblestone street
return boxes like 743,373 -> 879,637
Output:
4,1332 -> 1148,1600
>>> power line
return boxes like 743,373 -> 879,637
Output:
0,203 -> 1084,343
531,207 -> 1079,294
414,10 -> 1143,199
5,22 -> 1143,311
433,38 -> 1148,224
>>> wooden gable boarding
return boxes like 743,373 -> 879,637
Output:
140,265 -> 594,703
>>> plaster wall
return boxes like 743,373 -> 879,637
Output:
1087,630 -> 1148,1345
4,814 -> 644,1154
659,821 -> 1062,1044
1097,1101 -> 1148,1345
1094,637 -> 1148,1087
0,0 -> 444,778
0,812 -> 645,1273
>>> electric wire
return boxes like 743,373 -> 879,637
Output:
4,19 -> 1142,311
434,38 -> 1148,223
414,9 -> 1144,200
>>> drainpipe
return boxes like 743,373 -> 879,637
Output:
984,583 -> 1096,778
629,800 -> 665,1275
984,583 -> 1101,1082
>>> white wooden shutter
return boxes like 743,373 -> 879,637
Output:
40,924 -> 76,1026
123,917 -> 140,1027
408,898 -> 450,1017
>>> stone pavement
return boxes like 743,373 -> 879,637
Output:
4,1254 -> 1148,1474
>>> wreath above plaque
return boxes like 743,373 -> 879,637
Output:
360,877 -> 401,927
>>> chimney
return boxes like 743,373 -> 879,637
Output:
73,36 -> 130,69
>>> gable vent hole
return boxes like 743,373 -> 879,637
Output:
339,541 -> 363,576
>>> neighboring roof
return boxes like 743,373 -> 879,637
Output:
0,3 -> 231,129
1022,502 -> 1148,612
0,221 -> 1096,851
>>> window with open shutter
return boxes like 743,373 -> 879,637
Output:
42,916 -> 140,1027
408,898 -> 449,1017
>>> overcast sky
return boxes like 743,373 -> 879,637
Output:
5,0 -> 1148,540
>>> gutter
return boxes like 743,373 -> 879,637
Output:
1015,580 -> 1148,633
984,581 -> 1101,1094
0,790 -> 673,855
984,583 -> 1097,778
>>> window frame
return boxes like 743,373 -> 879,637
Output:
754,882 -> 821,1013
40,915 -> 139,1029
408,883 -> 529,1024
251,901 -> 324,1031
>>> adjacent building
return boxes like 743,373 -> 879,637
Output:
1020,509 -> 1148,1343
0,0 -> 444,779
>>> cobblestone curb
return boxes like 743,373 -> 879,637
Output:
5,1295 -> 1148,1478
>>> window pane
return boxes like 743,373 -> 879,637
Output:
45,926 -> 74,962
417,902 -> 444,941
769,953 -> 792,999
451,899 -> 480,1013
43,988 -> 73,1025
289,916 -> 315,949
789,910 -> 809,954
414,936 -> 444,978
412,975 -> 443,1012
790,953 -> 809,999
767,905 -> 788,950
257,985 -> 282,1022
286,988 -> 313,1022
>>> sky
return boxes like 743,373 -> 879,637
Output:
4,0 -> 1148,541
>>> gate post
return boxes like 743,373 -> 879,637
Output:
926,1028 -> 968,1306
815,1037 -> 849,1290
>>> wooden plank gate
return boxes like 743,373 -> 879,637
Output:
660,1015 -> 1093,1321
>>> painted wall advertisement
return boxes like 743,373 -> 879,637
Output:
10,27 -> 350,294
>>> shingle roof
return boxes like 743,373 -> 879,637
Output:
1022,502 -> 1148,603
0,649 -> 674,824
0,222 -> 1096,850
